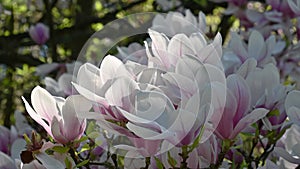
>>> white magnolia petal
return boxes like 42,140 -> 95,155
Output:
72,82 -> 109,107
229,32 -> 248,62
58,73 -> 73,95
285,90 -> 300,110
31,86 -> 59,122
236,58 -> 257,78
100,55 -> 132,82
274,147 -> 300,164
287,107 -> 300,125
227,74 -> 251,118
22,96 -> 52,135
77,63 -> 103,94
231,108 -> 269,139
167,34 -> 196,65
248,30 -> 266,60
104,77 -> 138,109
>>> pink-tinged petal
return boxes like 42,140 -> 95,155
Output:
51,117 -> 68,144
162,72 -> 197,99
229,32 -> 248,62
227,74 -> 251,125
21,96 -> 52,136
230,108 -> 269,139
100,55 -> 132,81
76,63 -> 103,95
61,95 -> 90,141
35,152 -> 65,169
104,77 -> 138,111
148,29 -> 170,68
31,86 -> 59,122
167,34 -> 195,65
215,89 -> 237,140
126,122 -> 167,140
274,147 -> 300,164
72,82 -> 109,108
130,137 -> 161,156
198,33 -> 223,69
95,120 -> 136,137
171,99 -> 201,145
248,30 -> 267,61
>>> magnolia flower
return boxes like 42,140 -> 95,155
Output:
146,29 -> 223,71
151,10 -> 206,37
22,86 -> 91,144
215,74 -> 269,139
240,60 -> 291,130
29,23 -> 50,45
222,30 -> 285,74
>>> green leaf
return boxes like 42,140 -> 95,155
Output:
154,157 -> 164,169
65,157 -> 72,169
76,160 -> 89,167
267,109 -> 280,117
52,146 -> 70,153
167,151 -> 177,168
86,121 -> 96,135
74,136 -> 88,144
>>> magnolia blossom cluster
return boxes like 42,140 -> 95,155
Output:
1,4 -> 300,169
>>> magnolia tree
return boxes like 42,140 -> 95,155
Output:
2,0 -> 300,169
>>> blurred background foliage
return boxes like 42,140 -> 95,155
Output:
0,0 -> 233,127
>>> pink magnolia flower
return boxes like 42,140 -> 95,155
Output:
146,29 -> 223,70
22,86 -> 91,144
29,23 -> 50,45
215,74 -> 269,140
